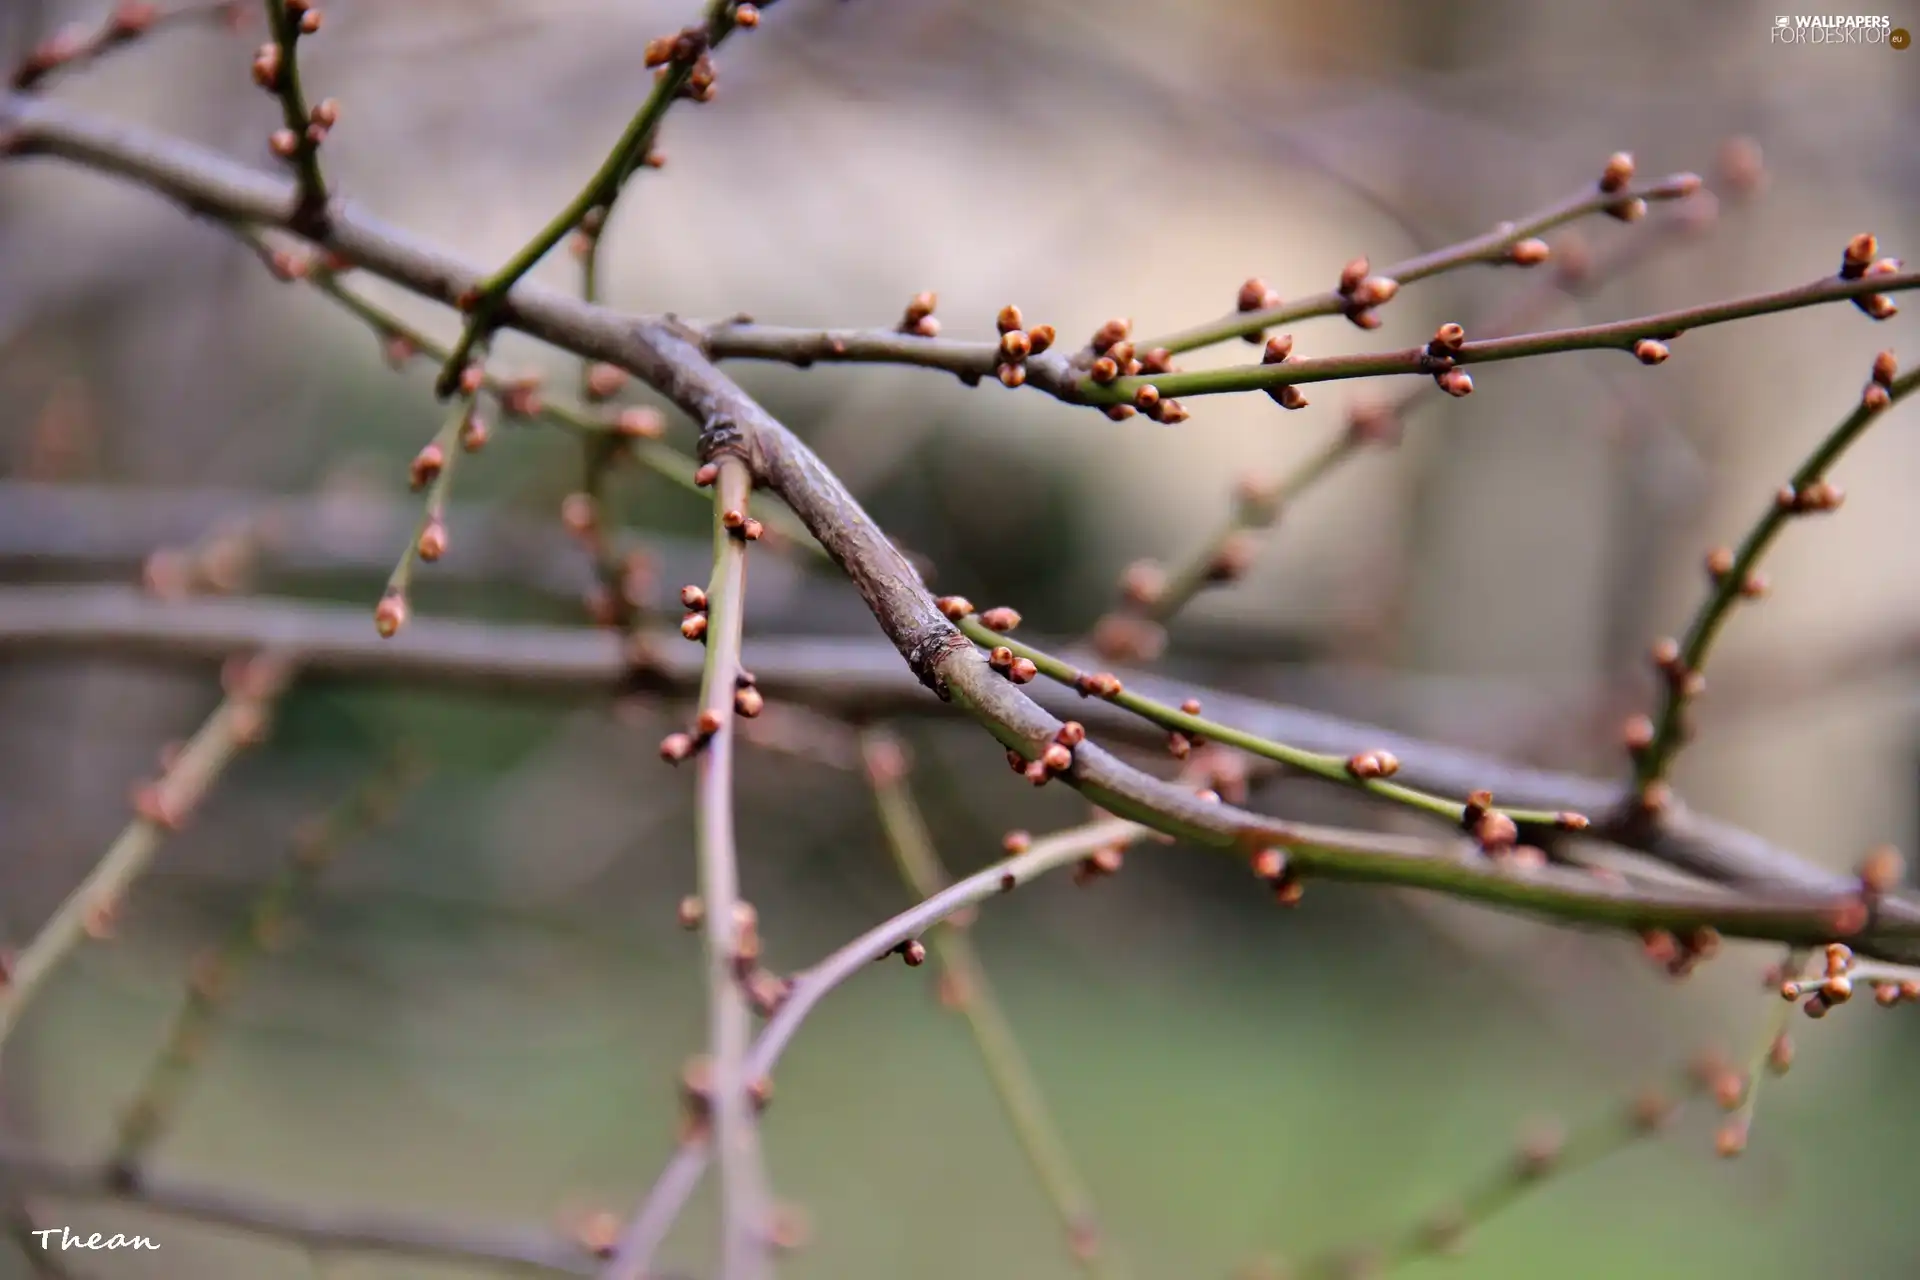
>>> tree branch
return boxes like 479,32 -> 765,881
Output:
0,1143 -> 599,1275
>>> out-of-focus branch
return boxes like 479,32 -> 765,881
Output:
9,1 -> 242,91
0,1144 -> 599,1275
0,652 -> 294,1054
108,749 -> 423,1177
5,583 -> 1920,960
861,732 -> 1121,1278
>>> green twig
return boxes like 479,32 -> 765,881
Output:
1635,362 -> 1920,788
0,655 -> 296,1055
861,731 -> 1125,1279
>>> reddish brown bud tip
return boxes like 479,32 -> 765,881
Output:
734,686 -> 765,718
677,895 -> 705,930
1842,232 -> 1877,277
979,607 -> 1022,633
680,613 -> 709,641
1252,848 -> 1287,881
1633,338 -> 1670,365
1508,237 -> 1551,267
1237,277 -> 1281,312
996,304 -> 1024,335
1337,256 -> 1369,295
659,732 -> 696,763
681,584 -> 709,611
409,442 -> 445,492
936,595 -> 975,620
1435,369 -> 1474,397
1599,151 -> 1636,194
1002,830 -> 1031,855
416,519 -> 448,563
694,463 -> 719,487
1261,334 -> 1294,365
1007,657 -> 1038,684
373,593 -> 407,638
900,939 -> 927,966
1055,721 -> 1087,747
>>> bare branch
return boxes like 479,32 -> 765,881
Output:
0,1143 -> 598,1275
0,652 -> 294,1053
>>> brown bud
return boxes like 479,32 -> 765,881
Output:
1435,369 -> 1474,397
659,732 -> 696,763
979,606 -> 1022,633
996,304 -> 1024,335
680,613 -> 708,641
1622,713 -> 1655,752
1430,323 -> 1466,352
1870,349 -> 1897,388
1252,848 -> 1287,881
681,584 -> 708,611
1337,257 -> 1369,295
734,686 -> 765,718
937,595 -> 975,619
1860,844 -> 1904,895
695,708 -> 724,737
999,329 -> 1031,361
1351,276 -> 1399,309
1475,810 -> 1519,851
409,442 -> 445,491
677,895 -> 705,929
1841,232 -> 1877,278
1089,356 -> 1120,385
997,362 -> 1027,389
416,519 -> 448,562
1632,338 -> 1669,365
1599,151 -> 1636,193
1606,197 -> 1647,223
1261,334 -> 1294,364
1508,237 -> 1551,266
1237,278 -> 1281,312
1007,657 -> 1038,684
1055,721 -> 1086,747
694,462 -> 719,487
1041,742 -> 1073,773
1090,318 -> 1131,353
373,593 -> 407,638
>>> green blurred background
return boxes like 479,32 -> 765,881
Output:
2,1 -> 1919,1276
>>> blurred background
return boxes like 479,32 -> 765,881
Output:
2,0 -> 1918,1276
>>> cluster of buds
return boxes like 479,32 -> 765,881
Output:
1638,925 -> 1721,979
898,291 -> 940,338
1774,477 -> 1845,516
1863,348 -> 1899,411
1235,276 -> 1284,344
1424,324 -> 1474,398
1336,256 -> 1400,329
1071,670 -> 1126,700
644,25 -> 717,101
1260,334 -> 1308,410
1598,151 -> 1646,222
1460,790 -> 1539,861
1006,720 -> 1084,788
1072,842 -> 1125,887
990,304 -> 1056,389
1344,749 -> 1401,781
1839,233 -> 1900,321
12,3 -> 177,90
721,506 -> 765,541
986,645 -> 1038,684
1251,847 -> 1304,906
1084,319 -> 1188,423
1165,697 -> 1207,760
660,705 -> 724,763
679,583 -> 710,641
1777,941 -> 1920,1018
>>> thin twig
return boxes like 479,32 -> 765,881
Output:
860,732 -> 1123,1279
107,749 -> 425,1176
258,0 -> 325,223
10,1 -> 243,91
432,0 -> 742,394
0,653 -> 295,1054
1635,361 -> 1919,790
687,456 -> 768,1279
